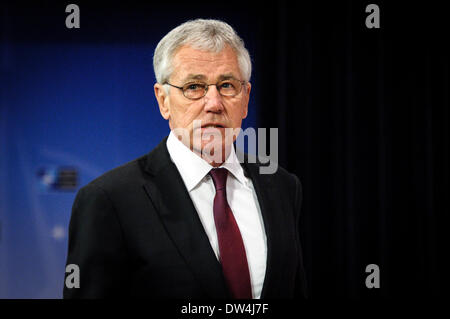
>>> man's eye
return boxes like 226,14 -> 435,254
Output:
220,82 -> 235,89
186,83 -> 203,91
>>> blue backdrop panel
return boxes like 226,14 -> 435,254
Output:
0,42 -> 257,298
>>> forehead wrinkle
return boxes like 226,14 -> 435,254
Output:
182,74 -> 207,82
174,52 -> 232,68
171,46 -> 242,83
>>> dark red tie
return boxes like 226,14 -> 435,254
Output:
209,168 -> 252,299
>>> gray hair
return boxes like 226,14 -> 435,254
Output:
153,19 -> 252,85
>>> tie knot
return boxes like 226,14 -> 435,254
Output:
209,168 -> 228,191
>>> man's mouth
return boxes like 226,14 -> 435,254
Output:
201,124 -> 225,128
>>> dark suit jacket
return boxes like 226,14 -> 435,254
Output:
63,137 -> 307,299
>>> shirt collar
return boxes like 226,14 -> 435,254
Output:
166,130 -> 247,191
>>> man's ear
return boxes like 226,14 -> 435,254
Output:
242,82 -> 251,119
154,83 -> 170,120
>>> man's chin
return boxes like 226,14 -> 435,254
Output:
192,140 -> 232,164
199,126 -> 226,135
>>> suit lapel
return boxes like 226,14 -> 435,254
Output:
242,160 -> 286,298
142,138 -> 229,298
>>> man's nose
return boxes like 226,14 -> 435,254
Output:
203,85 -> 224,113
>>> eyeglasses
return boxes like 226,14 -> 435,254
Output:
164,78 -> 246,100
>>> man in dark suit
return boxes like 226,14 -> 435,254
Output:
64,19 -> 307,299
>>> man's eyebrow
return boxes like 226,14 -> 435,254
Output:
218,73 -> 239,81
182,74 -> 207,82
181,73 -> 240,82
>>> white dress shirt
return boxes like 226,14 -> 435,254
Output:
166,131 -> 267,299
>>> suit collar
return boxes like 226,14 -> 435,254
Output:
240,155 -> 285,299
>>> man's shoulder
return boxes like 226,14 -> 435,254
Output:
82,155 -> 148,193
80,137 -> 170,193
240,151 -> 300,187
242,154 -> 302,214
